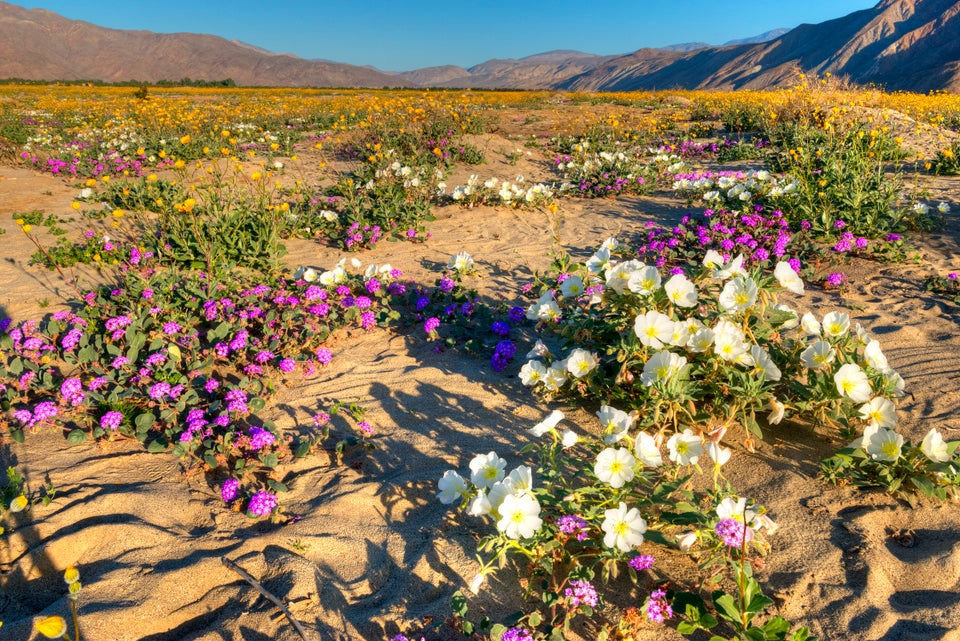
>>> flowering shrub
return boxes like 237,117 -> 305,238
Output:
446,174 -> 557,209
555,149 -> 655,197
672,170 -> 798,213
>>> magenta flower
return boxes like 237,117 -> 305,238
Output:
247,490 -> 278,516
221,478 -> 240,503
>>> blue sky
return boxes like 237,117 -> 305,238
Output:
15,0 -> 879,71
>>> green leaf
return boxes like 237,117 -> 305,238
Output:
713,592 -> 741,623
147,438 -> 168,453
168,344 -> 182,362
249,397 -> 266,413
762,616 -> 792,639
66,429 -> 88,445
490,624 -> 507,641
260,453 -> 279,468
450,591 -> 468,617
10,429 -> 25,443
135,412 -> 156,431
267,480 -> 288,493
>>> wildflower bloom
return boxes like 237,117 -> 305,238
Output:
247,490 -> 278,516
34,616 -> 69,639
641,350 -> 687,386
865,428 -> 904,462
858,397 -> 897,429
774,261 -> 804,294
566,348 -> 599,378
565,579 -> 599,608
500,628 -> 535,641
594,447 -> 636,488
716,517 -> 753,547
667,429 -> 703,465
558,514 -> 590,541
801,341 -> 835,369
645,588 -> 674,623
634,310 -> 674,349
920,428 -> 951,462
496,492 -> 543,539
601,502 -> 647,552
834,363 -> 873,403
529,409 -> 564,437
629,554 -> 656,571
221,478 -> 240,502
634,431 -> 663,467
437,470 -> 468,504
469,451 -> 507,490
597,405 -> 634,444
10,494 -> 28,512
100,411 -> 123,431
663,273 -> 697,307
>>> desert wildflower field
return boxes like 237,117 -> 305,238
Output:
1,81 -> 960,641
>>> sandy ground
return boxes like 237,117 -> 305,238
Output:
1,127 -> 960,641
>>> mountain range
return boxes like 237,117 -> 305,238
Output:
0,0 -> 958,92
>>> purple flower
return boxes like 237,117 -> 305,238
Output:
715,517 -> 753,547
834,220 -> 847,229
247,490 -> 278,516
564,579 -> 599,608
500,628 -> 535,641
316,347 -> 333,365
438,277 -> 455,293
357,421 -> 374,436
61,328 -> 83,350
145,352 -> 167,367
788,257 -> 802,273
100,411 -> 123,431
360,311 -> 376,330
949,273 -> 958,280
886,233 -> 901,242
629,554 -> 656,571
423,317 -> 440,334
279,358 -> 296,372
254,350 -> 275,364
205,378 -> 220,393
247,427 -> 276,451
162,321 -> 181,335
491,321 -> 511,336
495,340 -> 516,359
855,237 -> 869,249
645,588 -> 673,623
221,478 -> 240,502
558,514 -> 590,541
33,401 -> 58,423
60,377 -> 85,406
508,306 -> 525,323
415,296 -> 431,311
826,272 -> 845,287
149,382 -> 171,400
88,376 -> 108,391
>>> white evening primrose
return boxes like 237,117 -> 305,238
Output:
529,409 -> 564,437
601,502 -> 647,552
519,360 -> 547,387
834,363 -> 873,403
863,340 -> 890,372
496,493 -> 542,539
566,348 -> 599,379
664,273 -> 698,307
594,447 -> 636,489
768,398 -> 786,425
800,312 -> 821,336
774,261 -> 804,294
750,345 -> 781,382
920,428 -> 952,462
448,251 -> 474,273
559,275 -> 584,298
437,470 -> 468,505
597,405 -> 635,444
801,340 -> 835,369
634,431 -> 664,467
705,441 -> 732,466
858,397 -> 897,429
469,451 -> 507,490
506,465 -> 534,495
627,266 -> 662,296
938,202 -> 951,214
641,350 -> 687,386
667,429 -> 704,465
561,429 -> 579,448
865,428 -> 903,462
689,327 -> 715,353
822,311 -> 850,337
466,490 -> 492,516
606,259 -> 646,294
634,310 -> 675,349
718,276 -> 758,312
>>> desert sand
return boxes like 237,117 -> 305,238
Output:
1,125 -> 960,641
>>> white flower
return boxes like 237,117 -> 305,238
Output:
773,304 -> 800,329
543,362 -> 568,392
676,531 -> 697,551
641,350 -> 687,386
858,397 -> 897,429
634,310 -> 675,349
600,236 -> 618,250
530,409 -> 564,437
605,259 -> 645,294
559,275 -> 584,298
884,370 -> 906,397
468,573 -> 485,594
561,429 -> 579,448
448,251 -> 474,272
667,429 -> 703,465
920,428 -> 951,463
634,431 -> 663,467
497,493 -> 543,539
865,428 -> 904,462
597,405 -> 635,444
801,312 -> 821,336
507,465 -> 534,495
711,254 -> 746,280
566,348 -> 599,379
437,470 -> 468,504
601,502 -> 647,552
801,340 -> 835,369
627,266 -> 662,296
774,261 -> 804,294
705,441 -> 732,466
822,311 -> 850,338
594,447 -> 636,488
668,320 -> 691,348
716,496 -> 757,525
938,202 -> 951,214
913,202 -> 930,215
519,360 -> 547,387
688,327 -> 715,352
834,363 -> 873,403
585,246 -> 612,274
469,451 -> 507,490
768,398 -> 786,425
718,276 -> 758,312
525,340 -> 551,359
863,340 -> 890,372
750,345 -> 781,381
664,273 -> 698,307
466,490 -> 492,516
713,319 -> 750,364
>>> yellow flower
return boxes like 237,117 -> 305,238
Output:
9,494 -> 28,512
84,178 -> 96,187
250,171 -> 262,181
179,134 -> 191,144
70,201 -> 81,211
64,566 -> 80,584
15,218 -> 24,226
21,224 -> 32,233
34,615 -> 68,639
147,174 -> 158,182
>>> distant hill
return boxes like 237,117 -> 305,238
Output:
0,1 -> 407,87
0,0 -> 958,92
